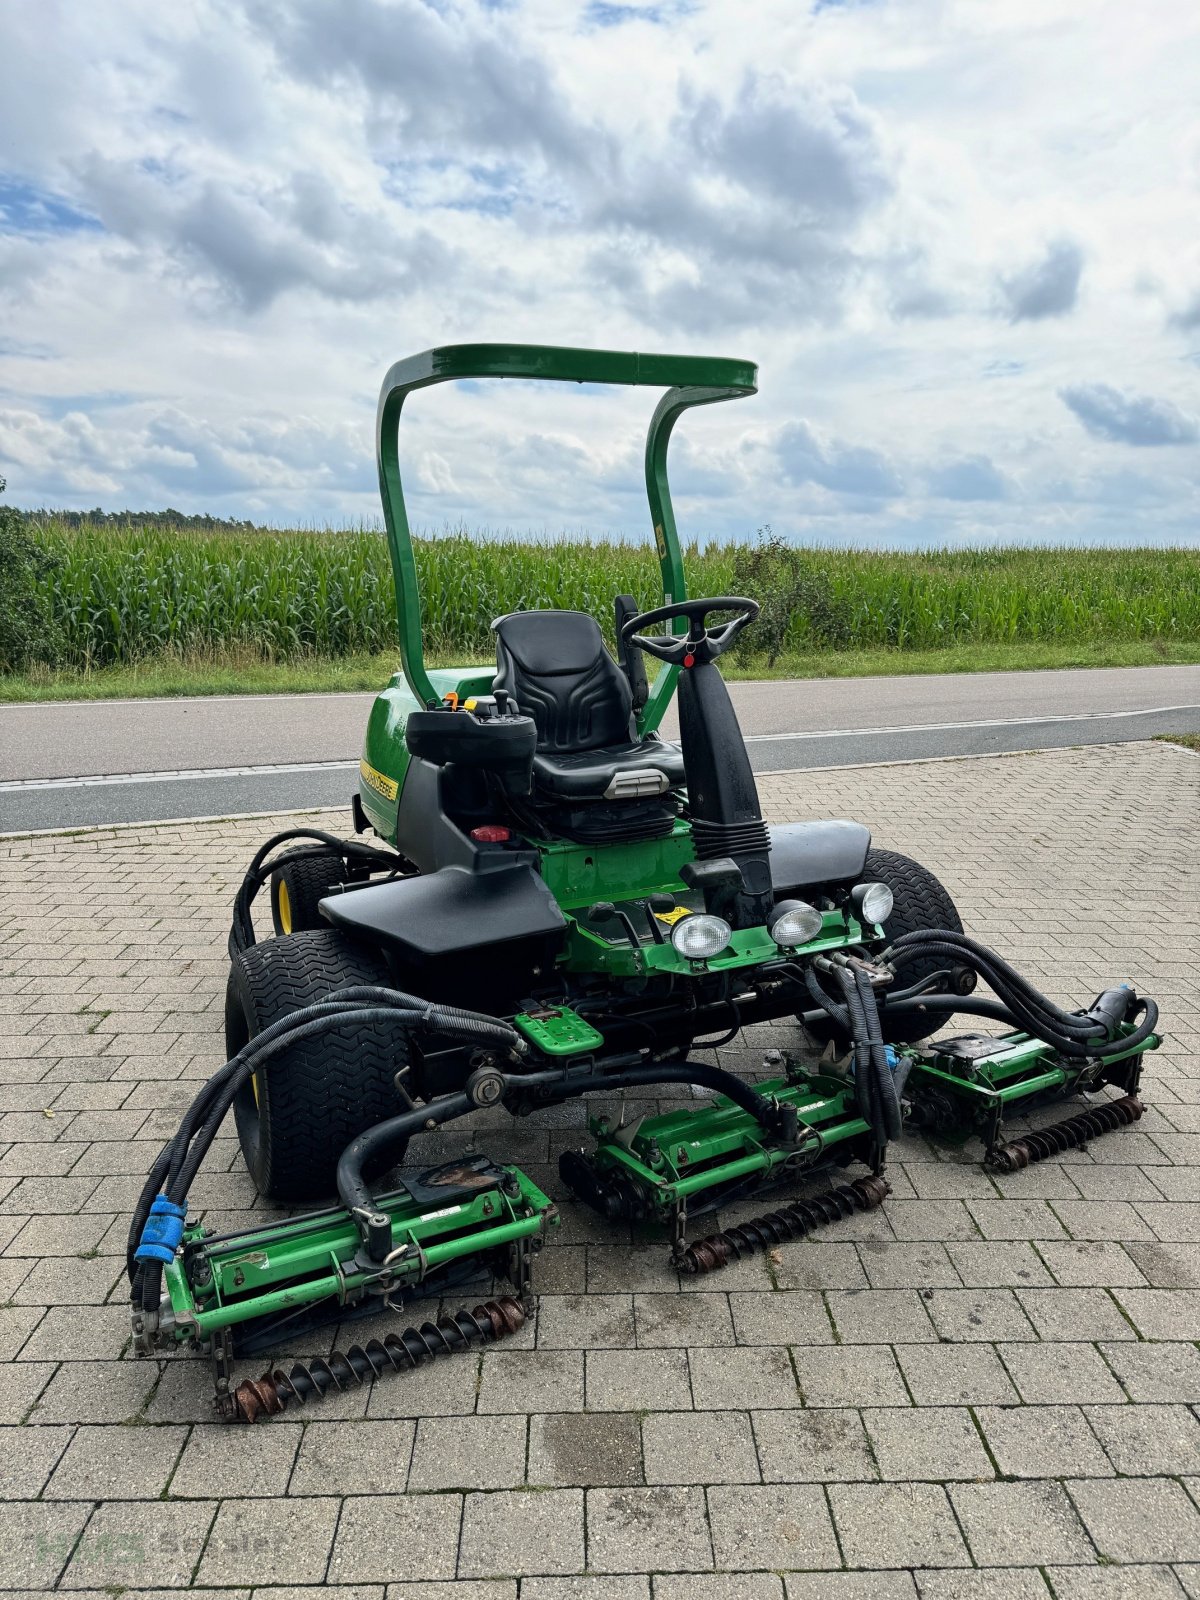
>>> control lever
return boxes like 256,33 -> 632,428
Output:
643,893 -> 675,945
589,901 -> 642,951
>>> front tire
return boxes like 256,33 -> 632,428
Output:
228,928 -> 410,1202
806,847 -> 965,1048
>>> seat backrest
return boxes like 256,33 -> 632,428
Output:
492,610 -> 635,753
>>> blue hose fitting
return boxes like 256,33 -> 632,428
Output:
134,1196 -> 187,1264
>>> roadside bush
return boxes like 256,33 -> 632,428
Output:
730,526 -> 855,664
0,478 -> 61,671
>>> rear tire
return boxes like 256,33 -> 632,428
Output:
804,848 -> 964,1048
228,928 -> 410,1202
270,849 -> 346,936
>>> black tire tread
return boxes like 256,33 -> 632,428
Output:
804,848 -> 963,1047
228,928 -> 408,1202
270,849 -> 346,936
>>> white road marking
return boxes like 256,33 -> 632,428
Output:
1,703 -> 1197,791
0,759 -> 358,792
742,704 -> 1200,743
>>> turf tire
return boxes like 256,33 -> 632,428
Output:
805,847 -> 964,1048
228,927 -> 410,1202
270,848 -> 346,936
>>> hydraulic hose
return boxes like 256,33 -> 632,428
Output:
853,967 -> 903,1142
228,828 -> 400,957
883,931 -> 1160,1060
337,1058 -> 783,1233
129,984 -> 522,1317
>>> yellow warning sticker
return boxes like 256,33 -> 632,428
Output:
359,760 -> 399,802
654,905 -> 692,926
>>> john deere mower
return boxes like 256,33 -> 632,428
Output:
128,345 -> 1161,1419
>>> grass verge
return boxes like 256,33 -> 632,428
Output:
3,638 -> 1198,704
1154,733 -> 1200,753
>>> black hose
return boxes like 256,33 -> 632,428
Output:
804,965 -> 850,1030
884,933 -> 1159,1060
228,829 -> 400,957
833,965 -> 876,1136
336,1058 -> 782,1228
129,984 -> 523,1314
854,967 -> 902,1142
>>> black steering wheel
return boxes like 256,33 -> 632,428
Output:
620,596 -> 760,667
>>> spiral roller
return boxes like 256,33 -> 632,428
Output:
680,1174 -> 890,1274
220,1297 -> 525,1422
987,1093 -> 1143,1173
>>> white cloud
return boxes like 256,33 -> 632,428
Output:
0,0 -> 1196,548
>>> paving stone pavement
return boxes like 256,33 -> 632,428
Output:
0,738 -> 1197,1597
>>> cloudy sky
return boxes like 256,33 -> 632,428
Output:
1,0 -> 1197,547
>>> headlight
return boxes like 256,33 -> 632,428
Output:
670,913 -> 732,961
851,881 -> 894,926
769,899 -> 825,947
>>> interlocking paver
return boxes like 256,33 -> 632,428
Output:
827,1287 -> 936,1343
998,1340 -> 1128,1404
1100,1341 -> 1200,1402
407,1414 -> 526,1491
947,1240 -> 1055,1287
327,1493 -> 462,1584
709,1483 -> 839,1571
951,1479 -> 1095,1565
642,1409 -> 757,1485
1,742 -> 1194,1595
1084,1402 -> 1200,1476
460,1488 -> 583,1578
64,1498 -> 217,1589
46,1421 -> 186,1499
586,1347 -> 692,1411
922,1286 -> 1037,1341
752,1405 -> 875,1483
689,1345 -> 800,1409
896,1343 -> 1018,1406
863,1404 -> 993,1481
917,1574 -> 1051,1599
0,1499 -> 92,1588
787,1576 -> 917,1600
530,1411 -> 644,1487
1045,1566 -> 1185,1599
975,1403 -> 1114,1478
1067,1477 -> 1200,1562
587,1485 -> 711,1573
829,1481 -> 969,1569
287,1419 -> 415,1496
794,1343 -> 909,1406
727,1289 -> 831,1345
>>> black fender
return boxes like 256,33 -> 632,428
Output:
768,819 -> 871,894
319,863 -> 567,961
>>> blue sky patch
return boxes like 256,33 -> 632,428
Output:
0,177 -> 101,236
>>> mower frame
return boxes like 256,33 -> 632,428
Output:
362,343 -> 757,841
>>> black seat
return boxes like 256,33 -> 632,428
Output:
492,610 -> 686,802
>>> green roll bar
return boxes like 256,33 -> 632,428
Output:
375,343 -> 758,734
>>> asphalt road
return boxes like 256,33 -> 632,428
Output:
1,663 -> 1197,833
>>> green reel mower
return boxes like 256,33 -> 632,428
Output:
126,344 -> 1162,1420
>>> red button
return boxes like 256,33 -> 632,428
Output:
470,825 -> 511,843
683,653 -> 695,668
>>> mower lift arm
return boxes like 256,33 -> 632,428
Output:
375,344 -> 758,726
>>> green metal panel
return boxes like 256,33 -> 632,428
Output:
513,1006 -> 605,1056
562,907 -> 866,979
375,343 -> 757,713
588,1070 -> 870,1218
163,1166 -> 556,1343
536,821 -> 696,909
359,665 -> 493,841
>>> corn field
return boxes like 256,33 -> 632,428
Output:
25,520 -> 1200,670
